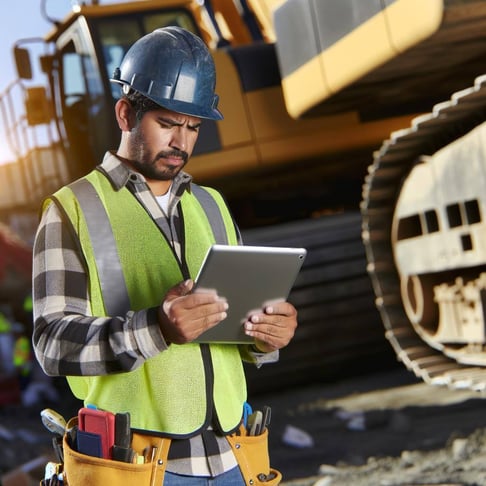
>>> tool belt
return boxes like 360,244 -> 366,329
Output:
48,414 -> 281,485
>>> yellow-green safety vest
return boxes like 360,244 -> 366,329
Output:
47,169 -> 245,437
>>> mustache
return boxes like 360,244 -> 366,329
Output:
155,149 -> 188,164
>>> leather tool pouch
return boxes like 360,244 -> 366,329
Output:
227,424 -> 282,485
62,417 -> 171,486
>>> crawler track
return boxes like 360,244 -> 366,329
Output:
361,74 -> 486,393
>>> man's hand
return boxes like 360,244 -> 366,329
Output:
244,301 -> 298,353
158,280 -> 228,344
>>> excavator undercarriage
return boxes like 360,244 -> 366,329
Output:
362,74 -> 486,393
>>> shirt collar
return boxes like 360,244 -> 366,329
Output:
98,151 -> 193,194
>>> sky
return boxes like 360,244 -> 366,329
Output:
0,2 -> 53,93
0,1 -> 125,164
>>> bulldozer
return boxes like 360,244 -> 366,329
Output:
2,0 -> 486,393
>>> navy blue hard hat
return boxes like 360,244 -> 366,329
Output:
111,26 -> 223,120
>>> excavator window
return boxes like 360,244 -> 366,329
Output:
446,203 -> 462,228
424,210 -> 439,234
62,51 -> 86,107
58,35 -> 101,178
396,214 -> 422,241
465,199 -> 481,225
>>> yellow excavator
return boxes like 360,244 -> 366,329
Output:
2,0 -> 486,392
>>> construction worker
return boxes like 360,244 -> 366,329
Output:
32,27 -> 297,485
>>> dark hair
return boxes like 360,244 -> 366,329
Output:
121,89 -> 161,121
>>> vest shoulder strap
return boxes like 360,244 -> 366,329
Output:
68,178 -> 130,316
190,184 -> 229,245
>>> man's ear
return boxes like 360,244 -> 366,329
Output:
115,98 -> 135,131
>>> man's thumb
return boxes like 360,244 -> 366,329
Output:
166,279 -> 193,301
180,279 -> 194,295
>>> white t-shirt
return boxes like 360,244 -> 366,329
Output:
155,189 -> 171,214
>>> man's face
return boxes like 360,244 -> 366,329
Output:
126,106 -> 201,181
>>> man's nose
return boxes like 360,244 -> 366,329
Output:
170,127 -> 187,151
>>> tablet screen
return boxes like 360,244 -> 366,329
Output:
193,245 -> 306,343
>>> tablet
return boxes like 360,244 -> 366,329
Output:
193,244 -> 307,343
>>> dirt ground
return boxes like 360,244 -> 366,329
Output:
251,368 -> 486,485
3,367 -> 486,485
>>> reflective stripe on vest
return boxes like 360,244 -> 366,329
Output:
69,179 -> 129,316
191,184 -> 228,246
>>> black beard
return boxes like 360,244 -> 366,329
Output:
129,150 -> 188,181
127,121 -> 189,180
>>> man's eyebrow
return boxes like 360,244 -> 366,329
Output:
157,116 -> 182,126
157,116 -> 201,129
